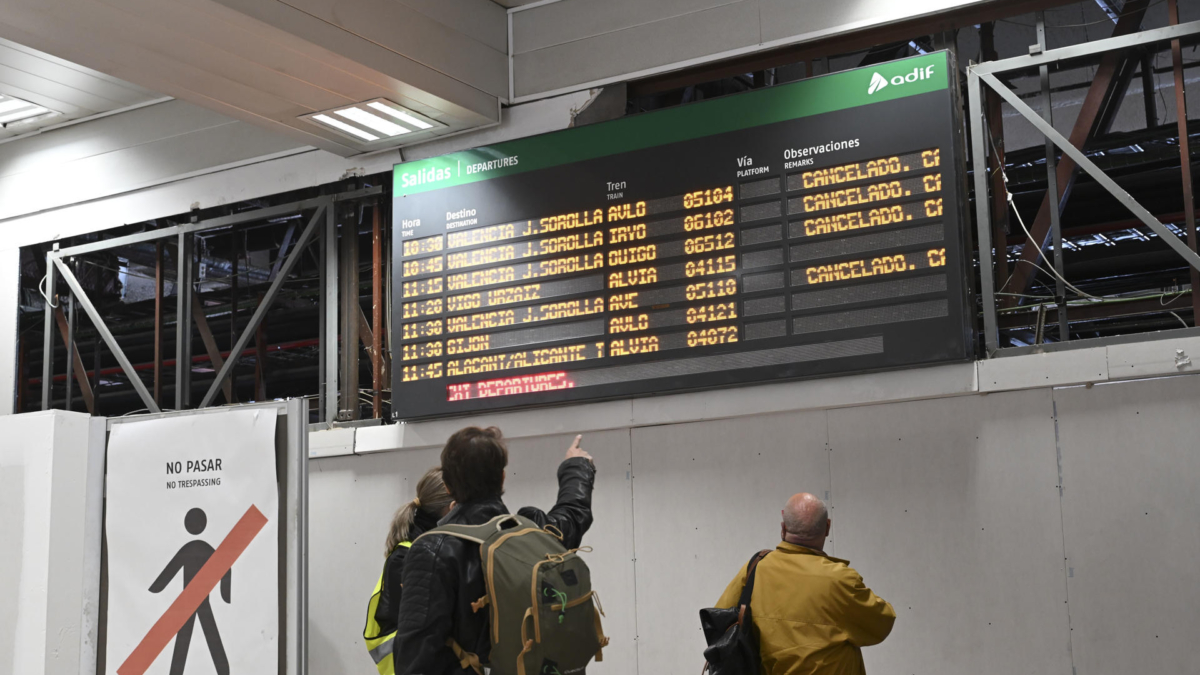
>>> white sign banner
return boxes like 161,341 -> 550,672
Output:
105,409 -> 279,675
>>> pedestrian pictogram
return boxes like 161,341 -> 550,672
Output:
148,508 -> 230,674
117,505 -> 268,675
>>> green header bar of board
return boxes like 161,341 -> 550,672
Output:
394,52 -> 949,196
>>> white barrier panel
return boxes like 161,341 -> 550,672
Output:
0,410 -> 103,675
105,409 -> 279,675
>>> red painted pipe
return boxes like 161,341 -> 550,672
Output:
31,338 -> 320,385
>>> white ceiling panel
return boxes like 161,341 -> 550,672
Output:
0,0 -> 506,156
0,37 -> 161,139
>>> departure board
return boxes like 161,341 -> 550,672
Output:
392,52 -> 972,419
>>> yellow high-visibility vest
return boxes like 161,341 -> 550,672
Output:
364,541 -> 411,675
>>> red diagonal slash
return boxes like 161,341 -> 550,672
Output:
118,505 -> 268,675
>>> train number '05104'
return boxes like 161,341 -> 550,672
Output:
683,186 -> 734,208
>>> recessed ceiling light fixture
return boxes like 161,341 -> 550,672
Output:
303,98 -> 442,146
367,102 -> 432,130
0,95 -> 55,126
312,114 -> 379,142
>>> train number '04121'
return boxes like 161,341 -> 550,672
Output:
686,302 -> 737,323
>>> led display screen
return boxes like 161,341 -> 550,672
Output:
391,52 -> 972,418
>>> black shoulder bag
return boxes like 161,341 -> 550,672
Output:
699,549 -> 771,675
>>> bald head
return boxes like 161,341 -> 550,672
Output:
781,493 -> 830,549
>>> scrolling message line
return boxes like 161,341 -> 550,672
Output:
117,505 -> 269,675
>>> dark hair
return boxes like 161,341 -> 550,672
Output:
384,467 -> 453,555
440,426 -> 508,503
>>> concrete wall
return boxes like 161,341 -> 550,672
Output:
0,410 -> 105,675
308,343 -> 1200,674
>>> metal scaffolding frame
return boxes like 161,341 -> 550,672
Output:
967,18 -> 1200,356
39,185 -> 382,420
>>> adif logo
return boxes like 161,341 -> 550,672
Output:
868,72 -> 888,95
868,64 -> 937,95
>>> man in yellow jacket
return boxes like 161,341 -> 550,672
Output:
716,493 -> 895,675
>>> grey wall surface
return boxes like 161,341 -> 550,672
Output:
309,372 -> 1200,674
1055,377 -> 1200,674
630,410 -> 830,674
829,390 -> 1072,673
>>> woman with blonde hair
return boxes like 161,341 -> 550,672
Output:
364,467 -> 454,675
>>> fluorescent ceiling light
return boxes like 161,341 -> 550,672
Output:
0,98 -> 30,114
335,107 -> 409,136
312,114 -> 378,142
0,105 -> 50,125
0,95 -> 54,125
368,102 -> 433,129
304,98 -> 441,146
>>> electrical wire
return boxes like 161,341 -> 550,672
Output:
987,130 -> 1100,300
997,289 -> 1192,313
38,272 -> 59,308
1160,288 -> 1187,305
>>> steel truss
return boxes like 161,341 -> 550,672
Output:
968,17 -> 1200,355
40,185 -> 382,419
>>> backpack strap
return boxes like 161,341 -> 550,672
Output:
736,549 -> 771,626
446,638 -> 483,675
413,514 -> 529,545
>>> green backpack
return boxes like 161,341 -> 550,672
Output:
419,514 -> 608,675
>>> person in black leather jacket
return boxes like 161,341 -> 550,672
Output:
394,427 -> 595,675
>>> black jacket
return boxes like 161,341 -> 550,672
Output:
394,457 -> 596,675
376,507 -> 443,634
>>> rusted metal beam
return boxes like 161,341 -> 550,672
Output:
1169,0 -> 1200,323
358,305 -> 390,392
358,304 -> 377,369
1001,0 -> 1150,304
154,240 -> 164,406
371,202 -> 384,419
981,22 -> 1011,292
191,301 -> 234,404
53,304 -> 95,413
1140,52 -> 1158,128
31,337 -> 319,387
